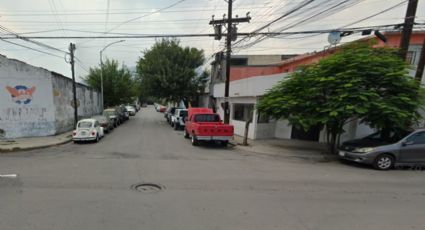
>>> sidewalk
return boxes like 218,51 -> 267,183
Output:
231,135 -> 337,162
0,132 -> 73,153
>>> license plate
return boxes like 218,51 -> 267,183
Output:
80,131 -> 87,136
339,151 -> 345,157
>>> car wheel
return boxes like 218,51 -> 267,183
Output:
174,123 -> 179,130
220,140 -> 228,147
184,129 -> 189,139
73,140 -> 78,144
191,135 -> 199,146
95,135 -> 100,143
373,154 -> 394,170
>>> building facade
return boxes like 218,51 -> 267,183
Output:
0,54 -> 101,139
209,31 -> 425,141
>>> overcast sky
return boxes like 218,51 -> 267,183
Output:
0,0 -> 424,81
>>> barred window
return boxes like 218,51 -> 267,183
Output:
233,104 -> 254,121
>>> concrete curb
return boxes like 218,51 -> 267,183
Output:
231,140 -> 339,162
0,137 -> 72,153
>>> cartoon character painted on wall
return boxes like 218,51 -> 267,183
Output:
6,85 -> 36,104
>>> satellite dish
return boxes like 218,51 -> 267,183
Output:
328,31 -> 341,45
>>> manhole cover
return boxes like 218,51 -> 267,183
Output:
131,183 -> 164,193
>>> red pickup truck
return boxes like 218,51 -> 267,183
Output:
184,108 -> 234,146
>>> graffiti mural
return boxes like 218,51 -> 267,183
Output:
5,85 -> 36,104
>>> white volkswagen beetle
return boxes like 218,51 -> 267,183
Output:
73,118 -> 105,143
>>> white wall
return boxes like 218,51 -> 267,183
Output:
213,73 -> 289,139
0,54 -> 101,138
0,55 -> 55,138
256,122 -> 276,139
215,97 -> 256,139
213,73 -> 288,98
211,45 -> 425,141
274,120 -> 292,139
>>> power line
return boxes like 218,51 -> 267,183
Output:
1,24 -> 419,40
0,24 -> 68,54
48,0 -> 66,36
75,57 -> 90,73
250,0 -> 316,35
235,0 -> 366,50
0,5 -> 275,16
106,0 -> 186,33
104,0 -> 111,33
342,0 -> 408,28
267,1 -> 409,43
0,39 -> 64,58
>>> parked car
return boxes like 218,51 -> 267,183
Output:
184,108 -> 234,146
339,129 -> 425,170
125,105 -> 136,116
73,118 -> 105,143
92,115 -> 113,133
171,109 -> 188,130
116,105 -> 129,122
103,108 -> 120,127
159,106 -> 166,113
165,107 -> 177,124
154,103 -> 166,112
131,103 -> 140,112
142,103 -> 148,107
121,105 -> 130,120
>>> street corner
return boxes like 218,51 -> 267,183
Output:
0,132 -> 73,153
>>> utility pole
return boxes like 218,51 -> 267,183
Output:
69,43 -> 78,127
209,1 -> 251,124
399,0 -> 418,60
415,37 -> 425,82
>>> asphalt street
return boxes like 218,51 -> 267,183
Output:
1,106 -> 425,230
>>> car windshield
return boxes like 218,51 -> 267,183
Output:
364,130 -> 412,143
180,110 -> 188,117
94,117 -> 107,123
78,121 -> 93,128
103,111 -> 115,116
194,114 -> 220,122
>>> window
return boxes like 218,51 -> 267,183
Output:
230,58 -> 248,66
180,110 -> 188,117
406,51 -> 416,65
194,114 -> 220,122
78,122 -> 93,128
365,131 -> 411,143
257,112 -> 270,123
233,104 -> 254,122
406,132 -> 425,145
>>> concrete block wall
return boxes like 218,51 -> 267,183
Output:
0,55 -> 56,138
52,72 -> 101,134
0,54 -> 101,138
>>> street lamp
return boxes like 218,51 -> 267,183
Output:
99,40 -> 125,110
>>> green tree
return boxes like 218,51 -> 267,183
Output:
84,59 -> 138,107
258,42 -> 424,154
136,39 -> 206,104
